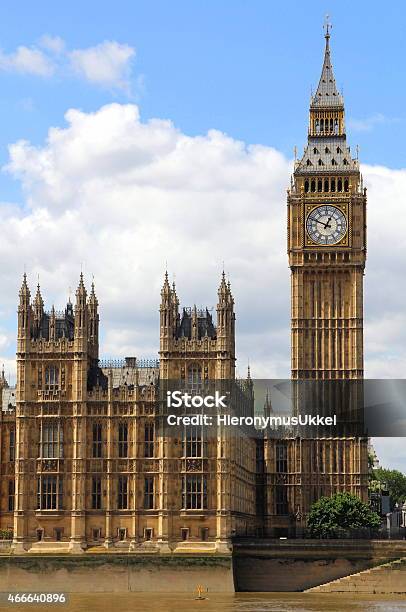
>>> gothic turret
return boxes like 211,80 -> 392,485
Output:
49,305 -> 56,341
160,272 -> 178,353
18,274 -> 32,341
216,271 -> 235,378
216,271 -> 234,339
74,273 -> 87,332
88,281 -> 99,357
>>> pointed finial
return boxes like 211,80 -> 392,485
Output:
19,272 -> 30,299
324,14 -> 332,39
294,146 -> 297,161
161,269 -> 171,297
76,271 -> 87,299
356,144 -> 359,160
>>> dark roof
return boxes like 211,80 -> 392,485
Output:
31,303 -> 75,341
176,308 -> 216,340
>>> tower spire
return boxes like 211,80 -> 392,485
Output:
311,17 -> 343,109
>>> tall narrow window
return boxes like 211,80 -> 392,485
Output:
8,480 -> 14,512
45,366 -> 59,391
276,442 -> 288,472
41,422 -> 63,458
183,425 -> 203,458
9,429 -> 15,462
144,422 -> 154,458
118,423 -> 128,458
37,476 -> 63,510
91,476 -> 102,510
319,444 -> 325,473
144,477 -> 154,509
187,365 -> 202,391
276,485 -> 288,515
118,476 -> 128,509
92,423 -> 102,458
182,475 -> 207,510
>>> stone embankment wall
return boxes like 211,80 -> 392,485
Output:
233,539 -> 406,591
0,555 -> 234,593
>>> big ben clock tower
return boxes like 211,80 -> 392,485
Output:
289,23 -> 366,381
264,23 -> 370,531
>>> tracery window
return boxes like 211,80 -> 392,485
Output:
182,475 -> 207,510
45,366 -> 59,391
40,422 -> 63,458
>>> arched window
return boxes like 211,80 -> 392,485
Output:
331,179 -> 336,192
337,179 -> 343,192
324,179 -> 329,192
45,366 -> 59,391
310,180 -> 316,193
304,180 -> 309,193
344,179 -> 349,192
188,364 -> 202,390
317,180 -> 322,192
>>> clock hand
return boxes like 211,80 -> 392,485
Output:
314,216 -> 333,229
315,219 -> 329,228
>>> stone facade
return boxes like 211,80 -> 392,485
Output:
2,272 -> 257,552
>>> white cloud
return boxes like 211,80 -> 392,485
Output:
0,46 -> 55,76
2,103 -> 406,472
348,113 -> 398,132
68,41 -> 135,91
39,35 -> 65,55
2,103 -> 406,386
2,103 -> 289,376
0,37 -> 136,94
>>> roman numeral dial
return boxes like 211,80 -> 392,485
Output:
306,204 -> 347,246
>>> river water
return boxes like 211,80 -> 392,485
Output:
2,593 -> 406,611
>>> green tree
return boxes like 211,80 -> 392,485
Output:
373,467 -> 406,509
307,492 -> 380,538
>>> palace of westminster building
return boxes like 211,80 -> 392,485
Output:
0,28 -> 368,552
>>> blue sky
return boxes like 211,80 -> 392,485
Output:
0,1 -> 406,470
0,0 -> 404,207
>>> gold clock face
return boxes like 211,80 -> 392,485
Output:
306,204 -> 347,246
